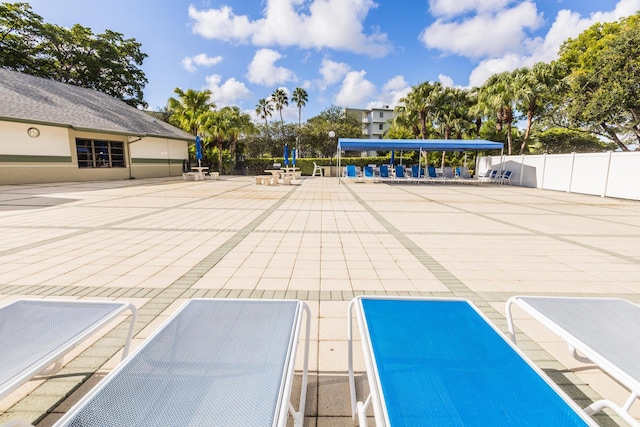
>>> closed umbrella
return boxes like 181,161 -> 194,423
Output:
284,144 -> 289,166
292,148 -> 297,167
390,150 -> 395,166
195,135 -> 203,167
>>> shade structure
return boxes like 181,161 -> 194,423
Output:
284,144 -> 289,166
292,148 -> 296,166
195,135 -> 203,160
336,138 -> 503,181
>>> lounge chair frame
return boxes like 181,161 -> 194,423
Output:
0,299 -> 137,401
348,296 -> 596,427
507,296 -> 640,426
54,298 -> 310,427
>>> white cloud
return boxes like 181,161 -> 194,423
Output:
182,53 -> 223,72
377,75 -> 410,107
319,58 -> 351,89
246,49 -> 296,86
205,75 -> 252,107
465,0 -> 640,86
428,0 -> 513,18
420,1 -> 543,58
188,0 -> 392,57
335,70 -> 376,107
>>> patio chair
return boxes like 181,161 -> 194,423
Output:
348,296 -> 595,427
443,166 -> 455,182
393,165 -> 410,182
346,164 -> 358,179
312,162 -> 323,177
427,165 -> 439,181
0,299 -> 137,401
363,165 -> 375,180
379,164 -> 390,180
497,170 -> 513,185
51,299 -> 310,427
479,169 -> 496,182
507,296 -> 640,426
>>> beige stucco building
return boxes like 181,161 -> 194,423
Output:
0,69 -> 193,185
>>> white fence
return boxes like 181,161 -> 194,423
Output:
478,152 -> 640,201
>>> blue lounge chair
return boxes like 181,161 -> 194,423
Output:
394,165 -> 409,182
52,299 -> 310,427
348,296 -> 596,427
0,299 -> 137,401
410,164 -> 423,180
427,165 -> 438,181
379,164 -> 390,180
346,164 -> 357,179
363,165 -> 375,180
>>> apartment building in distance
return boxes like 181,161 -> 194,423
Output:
345,105 -> 396,139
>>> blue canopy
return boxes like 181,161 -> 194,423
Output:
338,138 -> 503,152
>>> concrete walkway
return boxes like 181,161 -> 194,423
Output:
1,176 -> 640,426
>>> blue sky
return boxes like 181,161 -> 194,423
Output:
24,0 -> 640,122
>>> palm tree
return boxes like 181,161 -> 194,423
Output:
168,88 -> 216,136
396,82 -> 442,139
255,98 -> 273,126
477,72 -> 517,154
271,88 -> 289,123
291,87 -> 308,152
291,87 -> 308,128
513,62 -> 562,154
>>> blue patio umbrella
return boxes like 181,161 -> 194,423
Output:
292,148 -> 297,166
390,150 -> 395,166
195,135 -> 203,166
283,144 -> 289,166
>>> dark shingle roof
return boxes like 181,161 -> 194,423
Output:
0,68 -> 193,141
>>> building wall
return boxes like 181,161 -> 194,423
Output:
0,121 -> 188,184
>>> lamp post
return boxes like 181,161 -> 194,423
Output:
328,130 -> 338,181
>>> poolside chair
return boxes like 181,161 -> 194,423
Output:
312,162 -> 323,177
379,164 -> 390,180
393,165 -> 409,182
507,296 -> 640,426
363,165 -> 375,180
479,169 -> 495,182
410,165 -> 423,180
0,299 -> 136,401
348,296 -> 596,427
497,169 -> 513,185
346,164 -> 358,179
443,166 -> 454,182
427,165 -> 438,181
51,299 -> 310,427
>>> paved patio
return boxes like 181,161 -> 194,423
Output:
1,176 -> 640,426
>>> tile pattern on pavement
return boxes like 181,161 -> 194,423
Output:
1,176 -> 640,426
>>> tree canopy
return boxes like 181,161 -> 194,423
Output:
0,2 -> 148,107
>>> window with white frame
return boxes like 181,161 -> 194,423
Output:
76,139 -> 125,168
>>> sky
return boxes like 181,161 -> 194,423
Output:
23,0 -> 640,123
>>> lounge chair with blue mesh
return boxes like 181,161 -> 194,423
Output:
48,299 -> 310,427
0,299 -> 136,401
507,296 -> 640,426
363,165 -> 375,181
348,296 -> 596,427
379,164 -> 390,181
393,165 -> 410,183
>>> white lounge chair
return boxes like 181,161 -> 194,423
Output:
348,296 -> 596,426
51,298 -> 310,427
507,296 -> 640,426
0,299 -> 136,401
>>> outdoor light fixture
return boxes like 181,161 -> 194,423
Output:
27,127 -> 40,138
